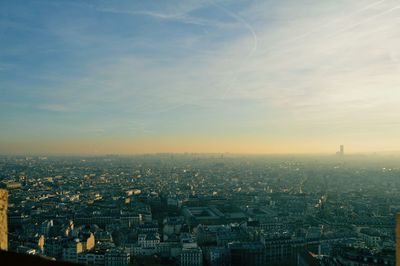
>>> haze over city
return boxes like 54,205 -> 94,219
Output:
2,0 -> 400,154
2,1 -> 400,265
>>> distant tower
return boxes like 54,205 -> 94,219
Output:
336,145 -> 344,156
0,186 -> 8,251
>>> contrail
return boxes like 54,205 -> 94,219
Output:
208,0 -> 258,99
281,0 -> 386,46
216,1 -> 386,99
306,3 -> 400,56
262,0 -> 389,57
210,1 -> 258,56
327,4 -> 400,39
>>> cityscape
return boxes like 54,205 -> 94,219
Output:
2,0 -> 400,265
0,150 -> 399,265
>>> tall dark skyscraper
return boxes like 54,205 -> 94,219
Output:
336,145 -> 344,156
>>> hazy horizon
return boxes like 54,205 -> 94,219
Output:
2,0 -> 400,154
3,149 -> 400,157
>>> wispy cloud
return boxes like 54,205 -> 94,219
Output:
94,1 -> 239,29
37,104 -> 70,112
96,8 -> 209,27
2,0 -> 400,153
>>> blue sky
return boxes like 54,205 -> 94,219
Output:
1,0 -> 400,154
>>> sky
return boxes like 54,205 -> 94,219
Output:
1,0 -> 400,155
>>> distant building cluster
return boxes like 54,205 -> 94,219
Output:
0,154 -> 398,265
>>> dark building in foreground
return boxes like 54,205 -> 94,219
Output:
0,187 -> 7,251
397,213 -> 400,266
228,242 -> 266,266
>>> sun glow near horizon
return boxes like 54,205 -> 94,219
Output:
1,0 -> 400,154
